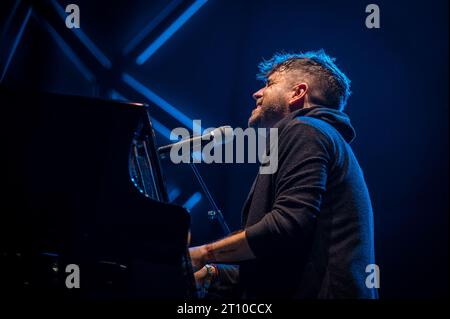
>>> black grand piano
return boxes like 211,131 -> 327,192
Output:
0,86 -> 197,299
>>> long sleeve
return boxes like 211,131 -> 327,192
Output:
245,121 -> 331,258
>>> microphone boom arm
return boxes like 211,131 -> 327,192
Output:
157,126 -> 233,236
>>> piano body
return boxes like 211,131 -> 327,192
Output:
0,86 -> 196,298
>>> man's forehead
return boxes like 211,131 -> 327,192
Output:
267,70 -> 291,83
267,71 -> 283,82
268,68 -> 305,84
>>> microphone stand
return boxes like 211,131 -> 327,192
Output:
188,159 -> 231,236
157,130 -> 232,236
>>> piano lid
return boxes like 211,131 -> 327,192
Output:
0,87 -> 189,258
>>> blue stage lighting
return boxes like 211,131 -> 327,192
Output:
1,7 -> 32,82
122,72 -> 199,130
50,0 -> 112,69
123,0 -> 183,55
183,192 -> 202,211
40,17 -> 95,82
168,187 -> 182,202
136,0 -> 208,65
110,89 -> 173,140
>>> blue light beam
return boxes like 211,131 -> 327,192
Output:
1,7 -> 32,83
122,72 -> 201,131
0,0 -> 22,44
136,0 -> 208,65
183,192 -> 202,211
123,0 -> 183,55
40,17 -> 95,82
110,89 -> 173,140
168,187 -> 182,202
50,0 -> 112,69
151,117 -> 173,140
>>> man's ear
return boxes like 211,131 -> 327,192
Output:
288,83 -> 308,111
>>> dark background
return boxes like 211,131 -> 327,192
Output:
0,0 -> 448,298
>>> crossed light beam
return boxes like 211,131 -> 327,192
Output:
1,0 -> 209,210
49,0 -> 112,69
136,0 -> 208,64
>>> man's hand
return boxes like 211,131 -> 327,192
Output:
189,245 -> 208,271
194,265 -> 217,287
193,264 -> 218,298
194,266 -> 209,287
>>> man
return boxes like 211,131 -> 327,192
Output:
189,49 -> 378,299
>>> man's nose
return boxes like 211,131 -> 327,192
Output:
253,88 -> 264,100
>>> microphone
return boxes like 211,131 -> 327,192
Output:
158,126 -> 234,155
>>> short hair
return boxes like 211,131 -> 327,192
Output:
257,49 -> 351,111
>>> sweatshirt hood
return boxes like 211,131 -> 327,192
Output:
292,105 -> 356,143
